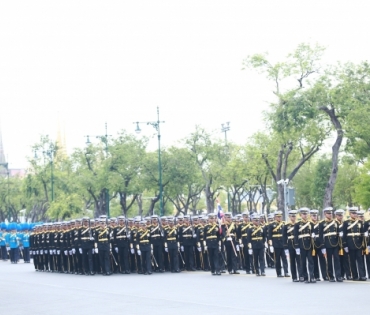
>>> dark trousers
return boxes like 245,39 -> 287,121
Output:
43,252 -> 49,270
98,249 -> 110,274
299,249 -> 314,280
288,248 -> 301,280
225,242 -> 237,272
168,248 -> 179,272
93,251 -> 100,273
313,249 -> 327,279
326,247 -> 341,280
340,251 -> 351,278
349,249 -> 366,279
152,244 -> 164,271
183,245 -> 194,270
62,252 -> 69,272
242,246 -> 252,272
141,249 -> 152,273
130,251 -> 137,272
10,248 -> 19,262
23,247 -> 30,262
208,247 -> 220,273
33,252 -> 38,269
274,248 -> 288,275
118,246 -> 130,272
136,251 -> 142,273
55,252 -> 62,271
163,248 -> 170,271
49,252 -> 55,271
253,248 -> 265,274
1,246 -> 8,260
82,248 -> 94,273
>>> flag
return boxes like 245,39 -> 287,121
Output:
216,199 -> 223,234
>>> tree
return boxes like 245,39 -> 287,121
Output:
244,43 -> 327,212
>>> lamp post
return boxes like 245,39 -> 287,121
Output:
85,122 -> 111,218
134,107 -> 165,216
221,122 -> 231,213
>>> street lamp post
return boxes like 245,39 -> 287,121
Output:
221,122 -> 231,213
134,107 -> 165,216
85,122 -> 111,218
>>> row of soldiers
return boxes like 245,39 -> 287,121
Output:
27,206 -> 370,282
0,223 -> 32,263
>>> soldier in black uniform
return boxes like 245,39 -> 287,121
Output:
342,207 -> 366,281
310,210 -> 328,281
114,216 -> 131,274
294,208 -> 315,283
53,223 -> 62,272
265,214 -> 275,268
363,209 -> 370,278
237,212 -> 252,274
335,209 -> 350,279
192,216 -> 202,270
161,216 -> 170,271
95,218 -> 112,276
164,218 -> 180,272
136,221 -> 152,275
150,215 -> 165,272
268,211 -> 289,277
247,214 -> 266,276
319,207 -> 343,282
132,218 -> 143,274
283,210 -> 300,282
222,213 -> 239,274
79,217 -> 94,275
178,215 -> 196,271
204,213 -> 222,275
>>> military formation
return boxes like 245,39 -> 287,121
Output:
2,206 -> 370,283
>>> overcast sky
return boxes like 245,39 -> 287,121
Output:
1,0 -> 369,168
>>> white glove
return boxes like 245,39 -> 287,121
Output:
90,237 -> 94,241
69,250 -> 72,255
295,248 -> 300,255
79,248 -> 82,254
95,248 -> 99,254
227,237 -> 232,241
248,249 -> 253,255
115,247 -> 118,253
57,250 -> 60,255
49,250 -> 53,256
53,249 -> 56,255
193,234 -> 197,238
197,247 -> 201,252
284,249 -> 289,256
20,246 -> 24,250
219,246 -> 221,251
40,250 -> 43,255
321,248 -> 326,255
364,232 -> 369,237
151,250 -> 153,254
36,250 -> 39,255
130,248 -> 135,254
180,246 -> 184,252
137,250 -> 141,256
236,245 -> 240,251
64,250 -> 67,255
165,247 -> 168,252
72,248 -> 76,254
269,246 -> 274,253
344,247 -> 348,253
240,243 -> 244,248
204,246 -> 208,251
311,233 -> 316,238
339,231 -> 343,237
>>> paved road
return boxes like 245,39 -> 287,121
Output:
0,261 -> 368,315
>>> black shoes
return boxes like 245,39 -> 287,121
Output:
293,279 -> 299,282
329,279 -> 336,282
261,273 -> 266,276
285,274 -> 290,277
232,271 -> 240,274
360,277 -> 367,281
277,275 -> 284,278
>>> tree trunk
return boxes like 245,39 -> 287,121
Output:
204,184 -> 214,213
320,107 -> 343,208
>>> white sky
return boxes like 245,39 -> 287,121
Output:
1,0 -> 369,168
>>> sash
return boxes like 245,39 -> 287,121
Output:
299,221 -> 310,232
182,226 -> 191,233
98,229 -> 108,238
323,220 -> 335,232
140,230 -> 149,239
241,224 -> 249,232
226,223 -> 235,236
287,227 -> 294,234
117,227 -> 126,235
251,226 -> 262,236
168,228 -> 177,236
81,228 -> 90,235
272,222 -> 283,232
151,225 -> 159,233
208,224 -> 217,234
348,220 -> 358,230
